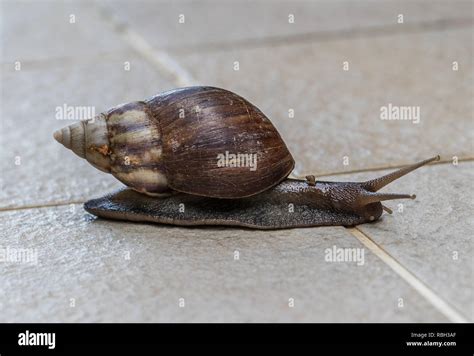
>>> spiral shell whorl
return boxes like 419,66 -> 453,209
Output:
53,121 -> 86,158
106,102 -> 168,195
54,103 -> 169,195
54,115 -> 112,173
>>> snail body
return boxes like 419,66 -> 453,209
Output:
54,86 -> 439,229
83,157 -> 438,229
84,180 -> 381,229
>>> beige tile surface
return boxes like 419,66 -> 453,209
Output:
1,0 -> 131,63
1,0 -> 471,324
103,0 -> 473,53
0,205 -> 447,322
322,161 -> 473,320
0,54 -> 176,208
170,28 -> 473,176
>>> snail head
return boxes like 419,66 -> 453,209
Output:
309,155 -> 440,222
354,155 -> 440,220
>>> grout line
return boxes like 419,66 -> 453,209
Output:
290,157 -> 474,179
0,201 -> 85,213
95,4 -> 196,88
167,18 -> 474,55
1,157 -> 472,213
347,227 -> 469,323
1,49 -> 142,70
1,18 -> 471,67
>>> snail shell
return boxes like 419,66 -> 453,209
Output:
54,86 -> 295,198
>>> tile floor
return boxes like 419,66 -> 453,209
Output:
0,0 -> 472,322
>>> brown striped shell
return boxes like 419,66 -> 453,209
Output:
54,86 -> 295,199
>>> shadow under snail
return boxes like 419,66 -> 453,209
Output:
53,86 -> 439,229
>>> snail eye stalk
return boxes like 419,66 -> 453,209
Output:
358,192 -> 416,206
361,155 -> 440,192
355,155 -> 440,211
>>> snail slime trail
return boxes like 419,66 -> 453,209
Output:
54,86 -> 440,229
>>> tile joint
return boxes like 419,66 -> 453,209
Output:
2,158 -> 472,212
347,226 -> 469,323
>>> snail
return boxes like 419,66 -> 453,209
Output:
54,86 -> 439,229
